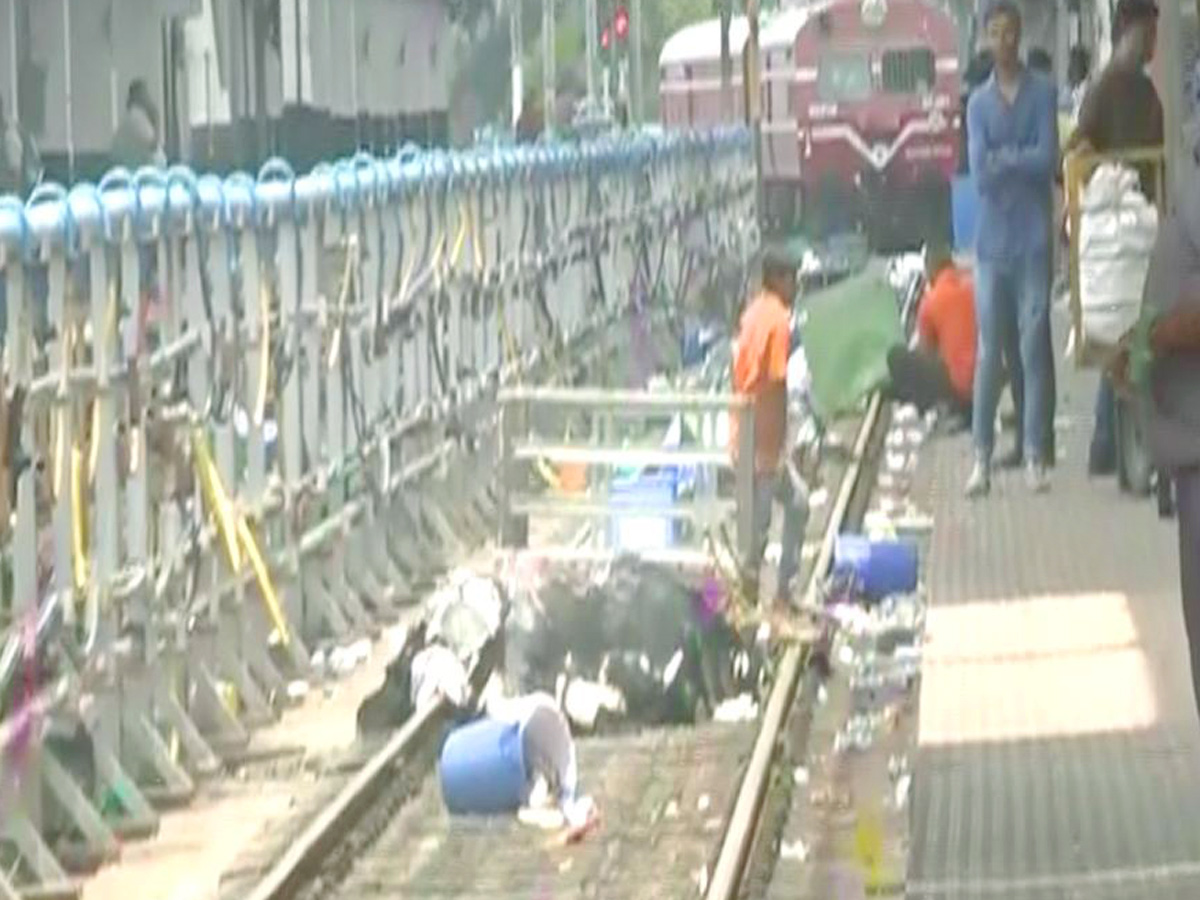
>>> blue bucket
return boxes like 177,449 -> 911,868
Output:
439,717 -> 526,815
834,534 -> 919,600
608,470 -> 680,551
438,697 -> 577,816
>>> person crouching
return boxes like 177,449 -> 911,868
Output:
886,245 -> 976,429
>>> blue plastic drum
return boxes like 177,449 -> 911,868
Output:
439,717 -> 526,815
438,697 -> 577,816
834,534 -> 919,601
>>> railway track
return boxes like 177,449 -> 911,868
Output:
222,381 -> 892,900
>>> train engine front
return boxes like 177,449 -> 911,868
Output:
790,0 -> 962,249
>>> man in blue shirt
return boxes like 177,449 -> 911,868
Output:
965,0 -> 1060,496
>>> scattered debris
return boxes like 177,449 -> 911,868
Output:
518,805 -> 565,831
894,772 -> 912,811
779,838 -> 809,862
358,571 -> 505,737
285,680 -> 310,702
835,713 -> 881,753
559,677 -> 626,732
427,569 -> 506,660
411,645 -> 470,711
356,620 -> 430,737
713,693 -> 759,723
505,556 -> 768,730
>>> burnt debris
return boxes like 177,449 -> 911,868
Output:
358,558 -> 769,739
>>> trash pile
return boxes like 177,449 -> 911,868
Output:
357,557 -> 766,831
356,569 -> 506,736
503,554 -> 769,734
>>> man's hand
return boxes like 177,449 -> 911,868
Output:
1108,340 -> 1133,399
1110,308 -> 1163,397
1065,136 -> 1094,158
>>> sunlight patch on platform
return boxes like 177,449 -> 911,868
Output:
918,592 -> 1159,745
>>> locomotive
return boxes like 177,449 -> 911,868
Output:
659,0 -> 962,250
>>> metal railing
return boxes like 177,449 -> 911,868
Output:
0,128 -> 755,898
497,385 -> 757,569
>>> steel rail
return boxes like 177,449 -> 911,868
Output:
704,389 -> 886,900
242,635 -> 502,900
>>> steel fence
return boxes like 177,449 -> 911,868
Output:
0,129 -> 755,897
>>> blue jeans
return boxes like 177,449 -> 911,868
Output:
1090,376 -> 1117,471
973,253 -> 1054,464
752,466 -> 811,602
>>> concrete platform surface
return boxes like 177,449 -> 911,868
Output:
909,367 -> 1200,900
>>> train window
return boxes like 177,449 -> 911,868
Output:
881,48 -> 936,94
817,53 -> 872,102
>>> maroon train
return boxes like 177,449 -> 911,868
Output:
659,0 -> 962,248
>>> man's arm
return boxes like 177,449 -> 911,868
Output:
967,92 -> 1002,195
1151,307 -> 1200,355
768,316 -> 790,386
914,291 -> 938,353
997,82 -> 1058,181
1064,78 -> 1103,156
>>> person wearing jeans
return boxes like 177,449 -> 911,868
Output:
732,245 -> 807,608
751,457 -> 811,606
973,252 -> 1054,479
1064,0 -> 1163,476
965,0 -> 1059,497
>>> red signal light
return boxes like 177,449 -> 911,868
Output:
601,26 -> 611,49
614,5 -> 629,40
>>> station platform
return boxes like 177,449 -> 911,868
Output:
908,367 -> 1200,898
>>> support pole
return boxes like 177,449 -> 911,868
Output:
630,0 -> 643,123
349,0 -> 360,147
511,0 -> 524,128
1159,0 -> 1185,197
745,0 -> 763,225
585,0 -> 598,105
7,0 -> 17,118
543,0 -> 556,135
719,0 -> 732,120
62,0 -> 75,181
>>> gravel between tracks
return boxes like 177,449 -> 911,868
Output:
329,723 -> 758,900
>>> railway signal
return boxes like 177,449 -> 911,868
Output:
614,4 -> 629,41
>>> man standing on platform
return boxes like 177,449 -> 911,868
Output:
111,80 -> 166,170
732,246 -> 810,610
1114,172 -> 1200,720
965,0 -> 1059,497
1065,0 -> 1163,477
0,96 -> 40,199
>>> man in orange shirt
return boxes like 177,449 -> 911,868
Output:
886,246 -> 977,425
733,246 -> 810,608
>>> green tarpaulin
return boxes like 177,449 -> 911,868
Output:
799,265 -> 903,421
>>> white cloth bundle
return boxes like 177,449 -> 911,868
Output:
1079,163 -> 1158,347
